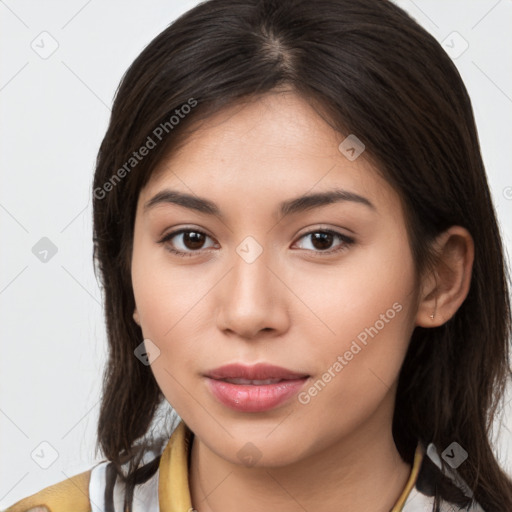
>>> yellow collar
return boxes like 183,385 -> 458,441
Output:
158,421 -> 424,512
159,421 -> 194,512
391,442 -> 424,511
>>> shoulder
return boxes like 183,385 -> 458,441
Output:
3,422 -> 180,512
2,469 -> 92,512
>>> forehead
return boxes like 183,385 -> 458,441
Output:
138,91 -> 401,218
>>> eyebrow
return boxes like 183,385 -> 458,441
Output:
143,188 -> 376,219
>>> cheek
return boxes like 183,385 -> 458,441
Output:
131,236 -> 206,339
131,237 -> 212,407
291,236 -> 415,343
292,239 -> 416,406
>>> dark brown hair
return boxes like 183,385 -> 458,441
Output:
92,0 -> 512,510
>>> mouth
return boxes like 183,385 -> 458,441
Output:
205,362 -> 309,381
217,377 -> 295,385
204,363 -> 310,412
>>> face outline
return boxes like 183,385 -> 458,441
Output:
130,90 -> 420,469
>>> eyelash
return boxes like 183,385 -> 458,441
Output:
157,227 -> 355,258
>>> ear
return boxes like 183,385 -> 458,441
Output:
415,226 -> 474,327
133,308 -> 141,326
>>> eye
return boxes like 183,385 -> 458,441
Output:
158,228 -> 217,257
293,229 -> 354,255
158,227 -> 354,258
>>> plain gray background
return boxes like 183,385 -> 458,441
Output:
1,0 -> 512,508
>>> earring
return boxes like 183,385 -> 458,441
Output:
430,299 -> 437,321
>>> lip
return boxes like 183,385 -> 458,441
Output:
205,363 -> 309,381
204,363 -> 310,412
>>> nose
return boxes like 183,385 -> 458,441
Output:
215,247 -> 290,340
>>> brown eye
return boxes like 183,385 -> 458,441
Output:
310,232 -> 334,250
181,231 -> 207,250
158,228 -> 217,257
294,229 -> 354,254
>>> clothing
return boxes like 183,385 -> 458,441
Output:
3,421 -> 486,512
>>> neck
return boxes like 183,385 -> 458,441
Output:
188,400 -> 413,512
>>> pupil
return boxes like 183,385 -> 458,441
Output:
184,232 -> 205,249
312,232 -> 333,250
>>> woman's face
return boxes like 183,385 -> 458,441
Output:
131,91 -> 419,466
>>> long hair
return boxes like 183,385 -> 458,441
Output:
92,0 -> 512,510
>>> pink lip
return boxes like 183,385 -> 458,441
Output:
205,363 -> 308,381
204,363 -> 309,412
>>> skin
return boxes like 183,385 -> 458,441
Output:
131,90 -> 474,512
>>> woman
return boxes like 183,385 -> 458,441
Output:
5,0 -> 512,511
